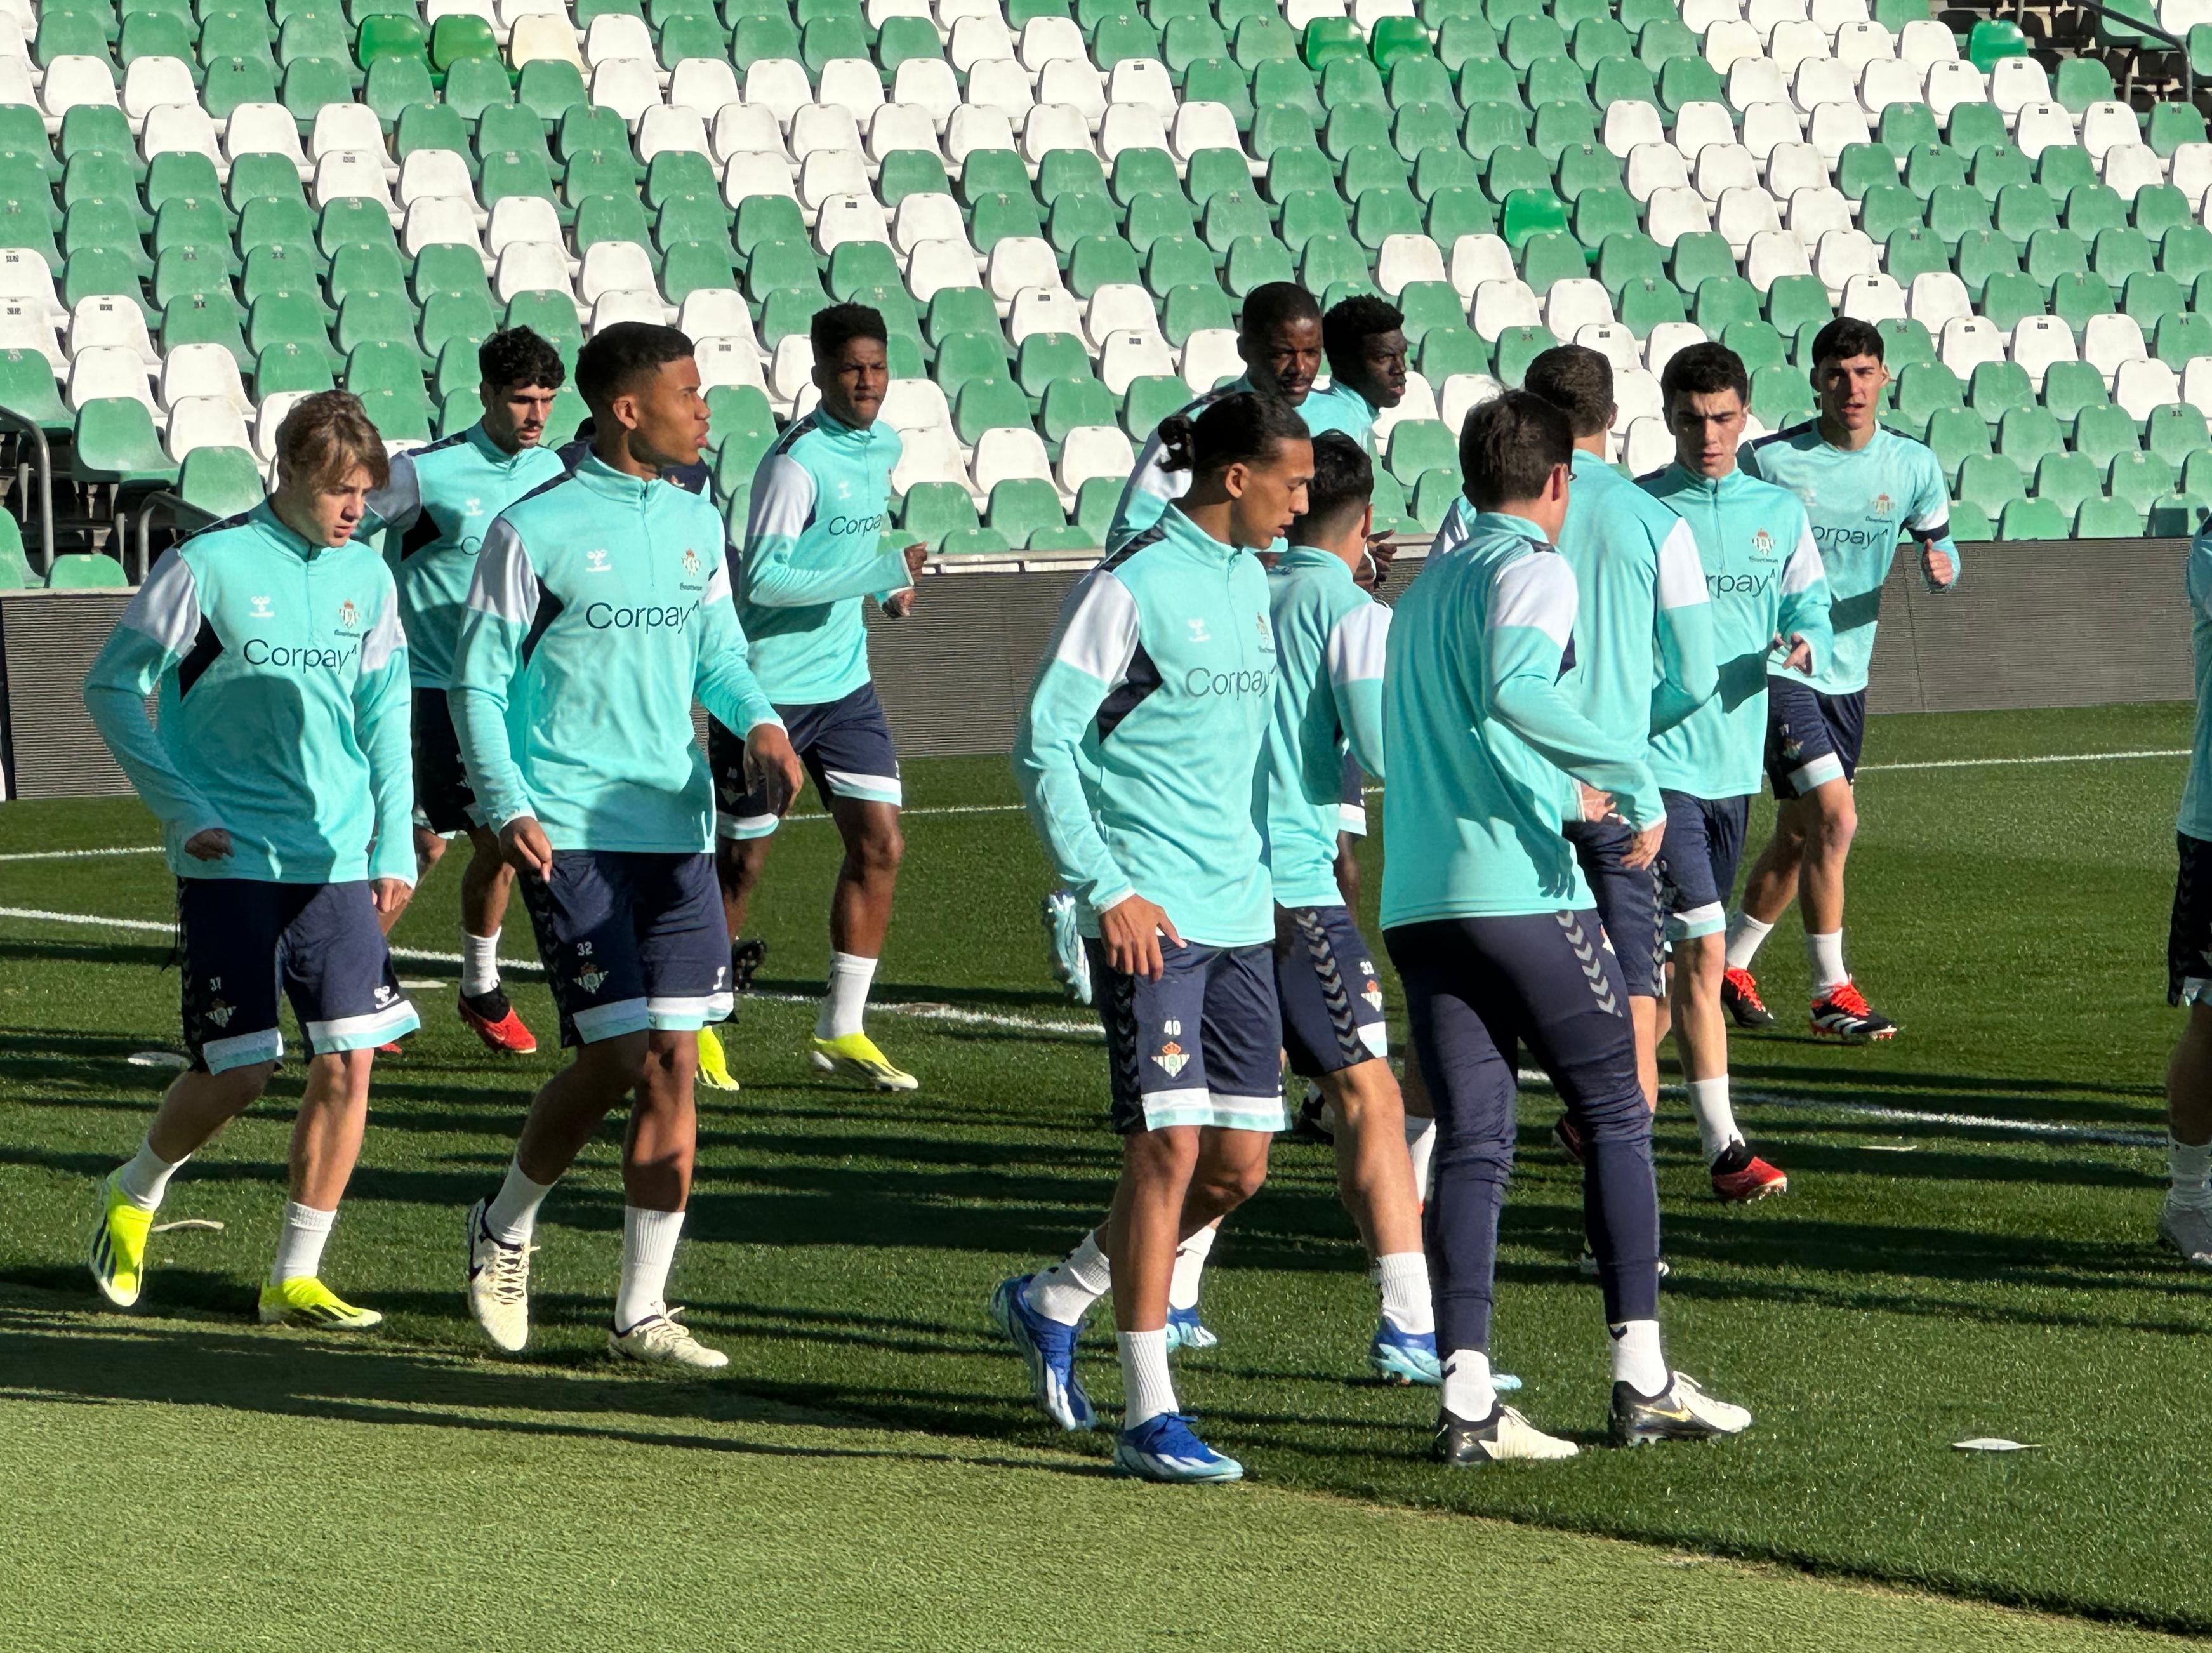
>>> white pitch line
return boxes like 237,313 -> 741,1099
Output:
0,846 -> 164,864
1858,748 -> 2187,775
0,905 -> 1102,1039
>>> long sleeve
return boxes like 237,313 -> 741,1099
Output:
1325,598 -> 1389,779
1105,427 -> 1183,555
450,515 -> 537,830
1013,569 -> 1141,914
364,449 -> 422,541
354,582 -> 416,883
1774,520 -> 1834,675
693,557 -> 783,737
81,550 -> 225,842
1487,555 -> 1661,829
1907,448 -> 1961,593
740,453 -> 910,607
1649,518 -> 1719,737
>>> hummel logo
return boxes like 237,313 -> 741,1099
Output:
463,496 -> 483,517
836,479 -> 852,500
250,595 -> 273,618
1187,617 -> 1211,643
586,548 -> 610,573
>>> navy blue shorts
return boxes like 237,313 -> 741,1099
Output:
1565,818 -> 1664,997
1274,905 -> 1389,1077
1655,790 -> 1750,942
178,879 -> 418,1074
2171,833 -> 2212,1006
1765,677 -> 1866,799
712,681 -> 901,840
1086,938 -> 1285,1134
516,850 -> 731,1046
413,687 -> 482,837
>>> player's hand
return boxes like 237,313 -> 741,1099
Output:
744,723 -> 805,819
902,542 -> 929,581
1358,531 -> 1398,593
1922,542 -> 1956,587
1577,782 -> 1615,822
371,877 -> 414,920
1780,633 -> 1815,674
499,815 -> 554,880
1622,820 -> 1666,871
882,587 -> 915,619
1100,893 -> 1182,983
182,827 -> 232,861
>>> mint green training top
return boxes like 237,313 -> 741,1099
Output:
1014,505 -> 1276,948
1556,449 -> 1719,752
1299,380 -> 1379,451
366,422 -> 569,690
1380,512 -> 1662,927
451,455 -> 782,854
1264,543 -> 1389,909
1740,420 -> 1959,696
83,503 -> 414,884
734,406 -> 911,707
2181,526 -> 2212,841
1639,463 -> 1834,801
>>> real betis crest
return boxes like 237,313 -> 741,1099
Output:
1153,1040 -> 1189,1078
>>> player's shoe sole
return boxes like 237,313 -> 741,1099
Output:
88,1171 -> 154,1309
696,1024 -> 741,1092
1435,1403 -> 1578,1466
458,991 -> 537,1054
1040,890 -> 1092,1006
809,1032 -> 918,1092
1721,967 -> 1775,1029
259,1276 -> 383,1330
1609,1373 -> 1752,1446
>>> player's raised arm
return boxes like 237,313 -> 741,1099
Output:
449,514 -> 538,835
362,445 -> 421,541
739,451 -> 911,608
1014,569 -> 1143,919
81,549 -> 226,847
1486,554 -> 1662,832
1651,519 -> 1719,736
353,580 -> 416,889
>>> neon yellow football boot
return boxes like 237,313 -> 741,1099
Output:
808,1031 -> 918,1092
258,1276 -> 384,1330
696,1024 -> 741,1092
89,1171 -> 155,1308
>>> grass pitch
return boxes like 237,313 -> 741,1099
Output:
2,702 -> 2208,1647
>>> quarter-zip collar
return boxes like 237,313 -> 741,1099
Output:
1663,461 -> 1751,501
1158,503 -> 1245,566
253,499 -> 328,563
569,451 -> 666,505
466,420 -> 541,474
1471,510 -> 1552,548
810,404 -> 893,453
1275,541 -> 1356,581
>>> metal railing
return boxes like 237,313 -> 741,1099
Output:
131,490 -> 218,583
0,406 -> 55,578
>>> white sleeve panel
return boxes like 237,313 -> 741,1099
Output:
119,548 -> 201,654
743,453 -> 816,544
1780,522 -> 1824,594
361,580 -> 406,673
1325,597 -> 1391,686
1654,519 -> 1709,610
1052,569 -> 1141,687
1489,552 -> 1578,647
467,516 -> 540,623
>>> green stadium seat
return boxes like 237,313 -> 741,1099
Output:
1926,409 -> 1992,482
1956,452 -> 2025,519
2076,494 -> 2147,536
2074,398 -> 2140,464
1386,418 -> 1457,487
1492,324 -> 1556,386
2109,449 -> 2177,512
176,446 -> 268,520
74,399 -> 180,488
2149,404 -> 2212,469
2150,495 -> 2210,536
1224,232 -> 1297,295
1998,496 -> 2070,538
1043,376 -> 1120,445
0,350 -> 70,433
2156,312 -> 2212,369
2150,102 -> 2209,158
45,553 -> 130,587
2133,185 -> 2194,243
1997,405 -> 2065,472
1894,361 -> 1966,427
1120,373 -> 1188,441
986,478 -> 1069,544
901,480 -> 981,548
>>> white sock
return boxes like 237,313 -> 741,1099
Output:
1687,1076 -> 1741,1163
484,1158 -> 556,1246
814,951 -> 877,1040
1806,930 -> 1849,996
1405,1115 -> 1436,1205
1441,1348 -> 1495,1420
1118,1328 -> 1179,1426
1609,1318 -> 1669,1397
2172,1137 -> 2212,1209
1375,1251 -> 1434,1336
1025,1229 -> 1112,1325
461,929 -> 501,997
1167,1221 -> 1217,1311
1723,912 -> 1773,973
114,1137 -> 184,1212
614,1205 -> 685,1332
270,1201 -> 336,1284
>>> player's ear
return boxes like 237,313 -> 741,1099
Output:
1221,460 -> 1249,500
